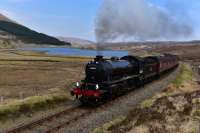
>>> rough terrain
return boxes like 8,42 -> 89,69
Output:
110,90 -> 200,133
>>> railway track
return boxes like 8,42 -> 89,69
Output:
7,98 -> 130,133
5,100 -> 115,133
5,91 -> 137,133
5,105 -> 90,133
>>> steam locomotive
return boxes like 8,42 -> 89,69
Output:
71,54 -> 179,105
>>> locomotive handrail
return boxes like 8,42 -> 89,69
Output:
105,75 -> 138,84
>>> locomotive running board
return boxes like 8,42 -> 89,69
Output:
105,75 -> 138,84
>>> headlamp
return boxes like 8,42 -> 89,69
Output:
96,84 -> 99,90
76,82 -> 80,87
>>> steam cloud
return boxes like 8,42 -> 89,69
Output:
95,0 -> 193,42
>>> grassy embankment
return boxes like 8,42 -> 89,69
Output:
172,63 -> 193,88
0,93 -> 69,122
141,63 -> 193,109
91,63 -> 193,133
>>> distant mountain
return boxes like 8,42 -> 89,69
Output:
58,37 -> 96,49
58,37 -> 94,45
0,13 -> 70,46
0,14 -> 13,22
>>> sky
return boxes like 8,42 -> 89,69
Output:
0,0 -> 200,41
0,0 -> 102,41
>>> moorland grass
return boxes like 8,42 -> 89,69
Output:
172,63 -> 193,88
140,98 -> 156,109
0,94 -> 69,121
141,63 -> 193,109
92,116 -> 126,133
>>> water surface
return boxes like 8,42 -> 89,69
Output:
24,47 -> 128,57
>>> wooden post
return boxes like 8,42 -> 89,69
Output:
0,96 -> 4,103
19,92 -> 24,99
34,88 -> 39,96
198,65 -> 200,75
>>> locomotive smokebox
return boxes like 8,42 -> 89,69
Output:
95,55 -> 104,61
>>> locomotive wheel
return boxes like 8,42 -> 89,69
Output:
79,97 -> 87,105
135,75 -> 144,87
128,79 -> 135,87
79,96 -> 103,107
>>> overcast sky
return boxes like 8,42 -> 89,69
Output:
0,0 -> 200,41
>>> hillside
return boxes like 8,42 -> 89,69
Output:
0,13 -> 70,46
59,37 -> 96,49
58,37 -> 94,45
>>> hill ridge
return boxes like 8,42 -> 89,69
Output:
0,13 -> 71,46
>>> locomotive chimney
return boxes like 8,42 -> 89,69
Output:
95,55 -> 104,61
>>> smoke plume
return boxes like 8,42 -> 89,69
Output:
95,0 -> 193,42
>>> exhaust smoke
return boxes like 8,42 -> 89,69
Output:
95,0 -> 193,43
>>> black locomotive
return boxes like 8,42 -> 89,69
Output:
71,54 -> 179,105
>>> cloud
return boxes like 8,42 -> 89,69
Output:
95,0 -> 196,42
0,9 -> 16,19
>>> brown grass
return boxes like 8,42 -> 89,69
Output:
0,50 -> 87,102
0,49 -> 88,123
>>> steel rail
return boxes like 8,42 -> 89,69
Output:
5,105 -> 78,133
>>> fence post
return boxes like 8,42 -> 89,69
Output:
19,92 -> 24,99
0,96 -> 4,103
34,88 -> 39,96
